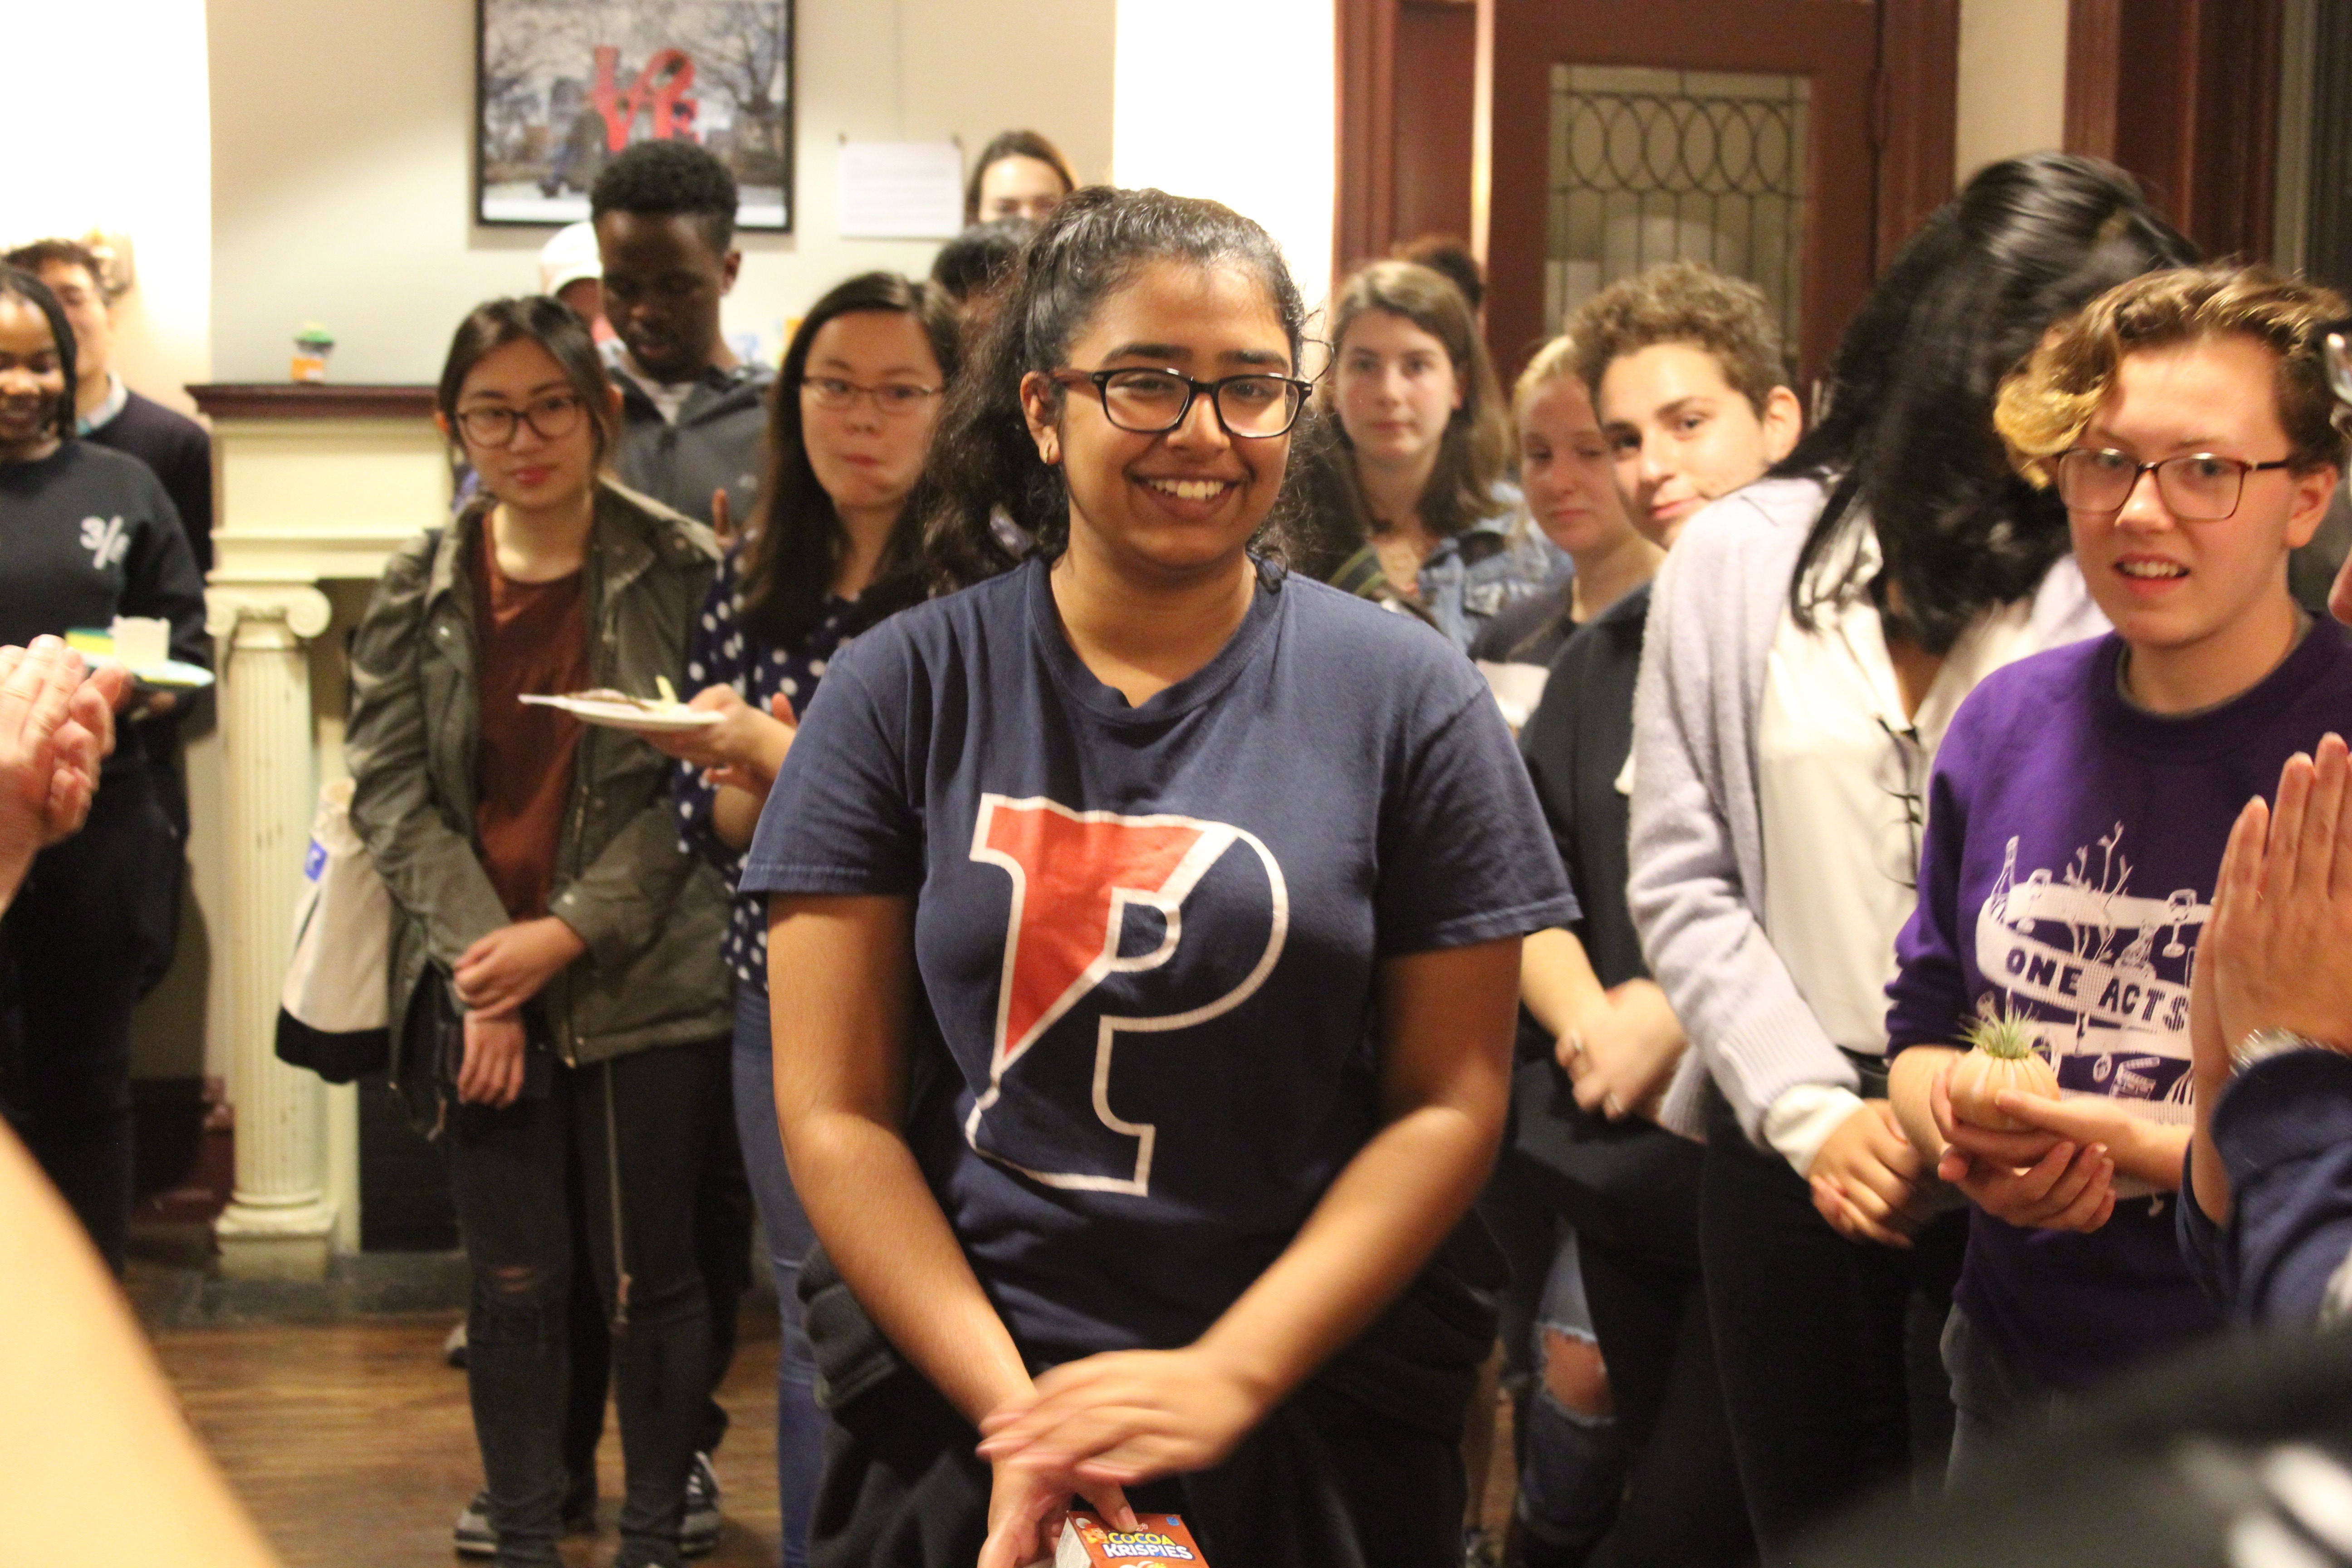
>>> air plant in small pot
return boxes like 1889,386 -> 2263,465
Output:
1947,1004 -> 2061,1132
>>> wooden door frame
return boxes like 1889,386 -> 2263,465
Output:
2065,0 -> 2283,260
1336,0 -> 1957,377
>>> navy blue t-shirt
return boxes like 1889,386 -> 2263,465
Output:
742,555 -> 1577,1367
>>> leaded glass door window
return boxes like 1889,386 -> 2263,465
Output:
1546,65 -> 1810,362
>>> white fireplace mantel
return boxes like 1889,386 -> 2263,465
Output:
191,382 -> 449,1278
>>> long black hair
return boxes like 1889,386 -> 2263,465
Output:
920,186 -> 1313,593
738,272 -> 960,648
1780,153 -> 2196,652
0,267 -> 78,443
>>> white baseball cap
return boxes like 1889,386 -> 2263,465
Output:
538,221 -> 602,297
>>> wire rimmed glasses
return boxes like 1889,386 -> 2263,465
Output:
455,393 -> 587,446
799,377 -> 944,417
2053,446 -> 2294,522
1047,367 -> 1313,439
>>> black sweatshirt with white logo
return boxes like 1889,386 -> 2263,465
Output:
0,442 -> 209,769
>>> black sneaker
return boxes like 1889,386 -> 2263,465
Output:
451,1476 -> 597,1556
680,1451 -> 720,1556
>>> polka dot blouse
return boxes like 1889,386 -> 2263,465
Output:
671,542 -> 855,989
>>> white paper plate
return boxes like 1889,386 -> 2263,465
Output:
519,693 -> 721,732
132,659 -> 216,691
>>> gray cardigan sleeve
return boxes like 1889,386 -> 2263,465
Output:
1628,485 -> 1861,1143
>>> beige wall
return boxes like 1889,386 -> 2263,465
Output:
207,0 -> 1114,383
1955,0 -> 2070,183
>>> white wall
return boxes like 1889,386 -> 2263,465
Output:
1110,0 -> 1336,317
1955,0 -> 2070,183
207,0 -> 1115,382
9,0 -> 211,414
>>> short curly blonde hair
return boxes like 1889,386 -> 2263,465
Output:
1994,263 -> 2351,487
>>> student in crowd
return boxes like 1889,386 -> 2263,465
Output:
5,239 -> 215,574
746,186 -> 1573,1568
1882,266 -> 2347,1473
641,270 -> 956,1568
964,129 -> 1078,225
1466,337 -> 1646,667
591,139 -> 773,534
345,297 -> 730,1568
0,266 -> 206,1277
588,137 -> 761,1527
9,237 -> 211,998
1505,265 -> 1795,1567
1294,259 -> 1563,650
1627,153 -> 2195,1556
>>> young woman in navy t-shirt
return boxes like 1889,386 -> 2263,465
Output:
740,188 -> 1576,1568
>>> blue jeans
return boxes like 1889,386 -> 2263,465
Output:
733,984 -> 824,1568
1518,1229 -> 1629,1562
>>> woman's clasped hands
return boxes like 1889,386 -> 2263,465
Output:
971,1346 -> 1270,1568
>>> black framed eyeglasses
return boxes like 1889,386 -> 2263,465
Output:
799,377 -> 943,417
1048,367 -> 1312,439
456,393 -> 587,446
2053,446 -> 2295,522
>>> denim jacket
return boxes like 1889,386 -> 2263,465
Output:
1416,488 -> 1572,653
346,479 -> 732,1076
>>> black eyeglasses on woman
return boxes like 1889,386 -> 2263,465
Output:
1047,366 -> 1313,439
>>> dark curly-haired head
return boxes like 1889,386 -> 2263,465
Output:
590,139 -> 741,254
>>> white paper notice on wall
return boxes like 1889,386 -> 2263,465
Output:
837,142 -> 965,239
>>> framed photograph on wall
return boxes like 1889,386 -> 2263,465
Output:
476,0 -> 793,230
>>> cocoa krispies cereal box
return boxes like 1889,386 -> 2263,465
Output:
1054,1511 -> 1208,1566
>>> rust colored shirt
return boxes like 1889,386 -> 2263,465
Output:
473,524 -> 589,920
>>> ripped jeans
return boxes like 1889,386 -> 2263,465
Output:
1517,1230 -> 1626,1562
445,1039 -> 727,1567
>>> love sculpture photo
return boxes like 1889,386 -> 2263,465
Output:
475,0 -> 793,229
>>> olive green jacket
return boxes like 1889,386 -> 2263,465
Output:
346,479 -> 731,1074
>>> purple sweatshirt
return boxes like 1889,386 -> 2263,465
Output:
1888,621 -> 2352,1390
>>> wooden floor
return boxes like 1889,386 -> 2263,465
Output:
156,1314 -> 782,1568
157,1311 -> 1523,1567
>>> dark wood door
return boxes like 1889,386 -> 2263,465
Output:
1486,0 -> 1882,382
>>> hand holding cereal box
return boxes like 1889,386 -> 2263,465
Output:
1054,1512 -> 1208,1566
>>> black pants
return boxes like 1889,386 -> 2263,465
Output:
809,1361 -> 1465,1568
445,1038 -> 725,1567
1700,1108 -> 1965,1563
560,1068 -> 753,1475
0,766 -> 173,1274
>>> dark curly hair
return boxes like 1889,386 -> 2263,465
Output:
919,186 -> 1313,593
931,218 -> 1037,304
740,272 -> 962,650
1566,260 -> 1787,417
1780,152 -> 2196,653
590,139 -> 740,253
